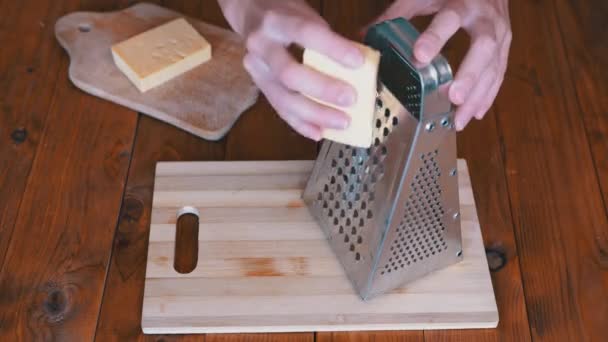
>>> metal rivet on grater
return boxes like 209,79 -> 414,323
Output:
303,17 -> 463,300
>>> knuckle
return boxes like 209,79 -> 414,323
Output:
242,54 -> 254,74
476,34 -> 498,51
478,104 -> 492,118
323,82 -> 344,102
278,110 -> 293,124
245,31 -> 263,52
496,72 -> 506,86
504,29 -> 513,44
422,29 -> 442,45
262,10 -> 281,30
272,98 -> 290,116
495,20 -> 507,36
470,101 -> 483,113
481,96 -> 494,111
442,8 -> 461,22
276,63 -> 298,86
294,21 -> 321,41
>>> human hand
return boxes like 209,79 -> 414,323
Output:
371,0 -> 512,130
218,0 -> 366,140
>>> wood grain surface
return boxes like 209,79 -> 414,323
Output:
1,0 -> 607,341
141,160 -> 497,334
55,2 -> 259,141
496,0 -> 608,341
0,0 -> 138,340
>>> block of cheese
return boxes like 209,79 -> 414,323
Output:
303,44 -> 380,148
111,18 -> 211,92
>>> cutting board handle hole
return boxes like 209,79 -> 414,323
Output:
174,207 -> 200,274
78,23 -> 91,33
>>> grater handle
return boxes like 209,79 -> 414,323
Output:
364,18 -> 453,121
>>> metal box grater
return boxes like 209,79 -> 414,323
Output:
302,18 -> 464,300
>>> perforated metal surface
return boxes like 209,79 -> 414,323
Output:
403,73 -> 422,118
304,83 -> 463,299
382,150 -> 448,274
302,17 -> 463,299
313,93 -> 400,263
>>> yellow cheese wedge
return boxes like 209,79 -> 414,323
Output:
111,18 -> 211,92
303,44 -> 380,148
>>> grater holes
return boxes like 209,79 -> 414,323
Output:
320,98 -> 394,263
382,151 -> 448,274
376,97 -> 383,108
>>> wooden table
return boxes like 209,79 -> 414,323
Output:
1,0 -> 606,341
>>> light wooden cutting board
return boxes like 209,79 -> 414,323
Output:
142,159 -> 498,334
55,3 -> 259,141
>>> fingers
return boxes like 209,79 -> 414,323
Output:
473,29 -> 512,120
414,9 -> 461,64
243,53 -> 351,140
454,66 -> 496,130
357,0 -> 512,131
247,39 -> 357,107
261,12 -> 365,68
449,27 -> 499,105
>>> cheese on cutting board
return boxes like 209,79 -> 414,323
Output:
111,18 -> 211,92
303,44 -> 380,148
